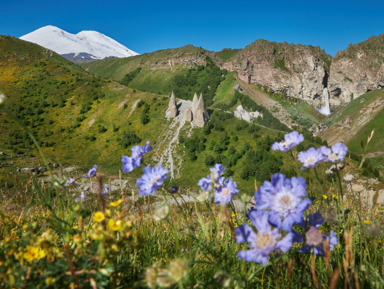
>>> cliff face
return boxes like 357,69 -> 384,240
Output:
218,40 -> 332,106
328,34 -> 384,105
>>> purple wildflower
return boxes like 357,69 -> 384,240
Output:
298,147 -> 325,170
308,213 -> 325,228
300,213 -> 338,256
254,173 -> 311,231
210,163 -> 226,182
325,231 -> 338,251
101,185 -> 109,196
85,165 -> 97,178
75,192 -> 86,202
136,164 -> 168,196
215,177 -> 239,205
272,131 -> 304,152
236,210 -> 293,265
320,143 -> 348,163
121,155 -> 135,173
300,226 -> 325,256
198,175 -> 211,192
122,141 -> 153,172
68,177 -> 75,184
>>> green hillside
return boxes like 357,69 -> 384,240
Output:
0,36 -> 302,193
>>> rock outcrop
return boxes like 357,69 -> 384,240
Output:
328,34 -> 384,105
192,94 -> 210,127
218,40 -> 331,106
167,92 -> 209,127
168,91 -> 178,118
233,105 -> 262,123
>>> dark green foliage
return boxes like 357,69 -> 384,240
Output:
121,68 -> 142,86
236,120 -> 249,131
119,130 -> 141,149
184,136 -> 206,153
80,101 -> 93,114
171,57 -> 227,106
204,154 -> 215,166
98,125 -> 108,133
140,111 -> 150,125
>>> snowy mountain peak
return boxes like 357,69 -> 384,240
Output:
20,25 -> 139,62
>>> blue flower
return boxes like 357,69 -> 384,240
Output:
298,147 -> 325,170
210,164 -> 226,182
85,165 -> 97,178
254,174 -> 311,231
236,210 -> 293,265
68,177 -> 75,184
308,213 -> 325,228
215,177 -> 239,205
325,231 -> 338,251
198,175 -> 211,192
75,191 -> 86,202
136,164 -> 168,196
101,185 -> 109,196
320,143 -> 348,163
272,131 -> 304,152
121,155 -> 135,173
122,141 -> 153,173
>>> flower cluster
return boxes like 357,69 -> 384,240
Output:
298,142 -> 348,170
198,164 -> 239,205
122,141 -> 153,173
297,213 -> 339,256
235,131 -> 346,264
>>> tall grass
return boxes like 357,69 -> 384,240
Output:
0,92 -> 384,288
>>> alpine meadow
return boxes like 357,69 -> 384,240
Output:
1,21 -> 384,289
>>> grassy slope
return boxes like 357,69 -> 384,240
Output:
0,36 -> 168,176
0,36 -> 294,194
322,89 -> 384,153
212,72 -> 236,107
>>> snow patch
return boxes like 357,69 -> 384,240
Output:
20,25 -> 139,59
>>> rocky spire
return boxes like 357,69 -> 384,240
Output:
168,91 -> 178,118
191,92 -> 199,115
193,94 -> 209,127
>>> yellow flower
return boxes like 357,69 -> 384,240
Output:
332,195 -> 338,200
23,246 -> 46,262
93,212 -> 105,223
364,220 -> 371,225
109,199 -> 123,207
322,195 -> 328,200
107,219 -> 122,231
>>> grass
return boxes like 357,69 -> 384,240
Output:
348,109 -> 384,153
0,134 -> 383,288
212,72 -> 236,107
215,48 -> 241,61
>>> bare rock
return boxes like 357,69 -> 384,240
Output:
193,94 -> 209,127
185,107 -> 193,122
168,91 -> 178,118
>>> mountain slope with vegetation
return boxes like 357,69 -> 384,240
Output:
0,36 -> 301,193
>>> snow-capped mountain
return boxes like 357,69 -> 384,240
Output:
20,25 -> 139,63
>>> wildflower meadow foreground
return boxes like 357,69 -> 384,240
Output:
1,94 -> 384,288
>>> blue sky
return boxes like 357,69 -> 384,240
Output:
1,0 -> 384,56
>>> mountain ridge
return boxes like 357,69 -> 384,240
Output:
20,25 -> 139,63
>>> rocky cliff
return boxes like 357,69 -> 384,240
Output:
218,40 -> 332,106
328,34 -> 384,105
